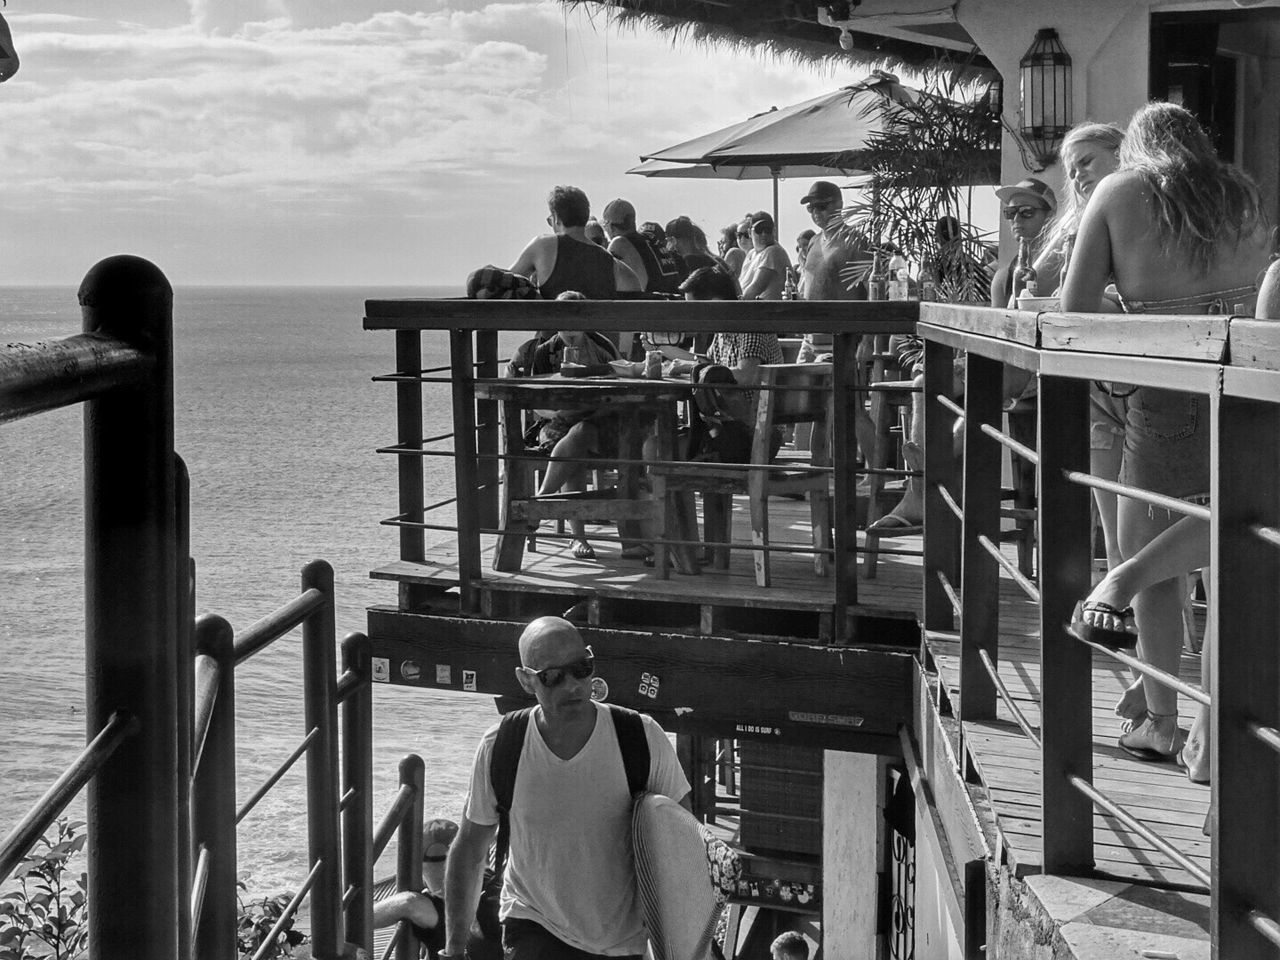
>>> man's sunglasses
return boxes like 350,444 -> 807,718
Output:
524,646 -> 595,687
1002,205 -> 1045,221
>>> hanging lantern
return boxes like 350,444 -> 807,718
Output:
1019,28 -> 1072,168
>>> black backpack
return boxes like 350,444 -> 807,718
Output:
485,704 -> 650,888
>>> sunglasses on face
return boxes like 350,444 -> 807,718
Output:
1002,205 -> 1044,222
525,646 -> 595,687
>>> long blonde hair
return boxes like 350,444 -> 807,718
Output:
1119,101 -> 1267,273
1042,121 -> 1125,258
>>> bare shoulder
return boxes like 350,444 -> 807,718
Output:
1091,170 -> 1149,208
1257,259 -> 1280,320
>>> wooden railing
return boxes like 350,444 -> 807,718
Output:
0,261 -> 380,960
919,302 -> 1280,958
363,298 -> 917,643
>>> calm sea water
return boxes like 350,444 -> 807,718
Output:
0,285 -> 516,895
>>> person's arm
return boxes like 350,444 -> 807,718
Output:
441,817 -> 498,958
608,237 -> 647,290
613,258 -> 642,293
510,237 -> 545,285
741,265 -> 777,300
989,261 -> 1011,308
1060,177 -> 1119,313
1258,259 -> 1280,320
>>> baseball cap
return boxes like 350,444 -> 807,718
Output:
994,177 -> 1056,212
423,818 -> 459,862
800,181 -> 842,206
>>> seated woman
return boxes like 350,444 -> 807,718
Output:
1063,102 -> 1271,768
529,311 -> 622,561
668,266 -> 784,463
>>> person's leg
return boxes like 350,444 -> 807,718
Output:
1111,503 -> 1198,757
868,373 -> 925,528
538,423 -> 596,559
1180,572 -> 1212,783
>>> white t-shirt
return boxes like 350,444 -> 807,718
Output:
463,703 -> 691,955
739,243 -> 791,300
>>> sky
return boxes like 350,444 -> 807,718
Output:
0,0 -> 925,287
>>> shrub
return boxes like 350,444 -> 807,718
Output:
0,819 -> 89,960
236,884 -> 308,959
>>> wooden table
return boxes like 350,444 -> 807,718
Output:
474,375 -> 699,577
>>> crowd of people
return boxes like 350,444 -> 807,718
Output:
492,98 -> 1267,797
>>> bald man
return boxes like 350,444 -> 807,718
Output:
441,618 -> 689,960
601,199 -> 686,295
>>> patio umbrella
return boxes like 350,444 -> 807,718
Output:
632,70 -> 995,229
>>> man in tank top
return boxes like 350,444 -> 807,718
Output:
510,186 -> 641,300
600,198 -> 686,295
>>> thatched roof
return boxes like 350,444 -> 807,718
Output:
562,0 -> 993,76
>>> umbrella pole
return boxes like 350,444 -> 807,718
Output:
771,170 -> 779,236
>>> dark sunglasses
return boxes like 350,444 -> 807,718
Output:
525,646 -> 595,687
1002,205 -> 1044,221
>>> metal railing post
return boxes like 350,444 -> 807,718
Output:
450,330 -> 482,613
302,559 -> 343,957
81,254 -> 181,959
175,455 -> 194,960
832,331 -> 861,640
923,337 -> 960,633
396,755 -> 426,960
1036,373 -> 1093,874
958,354 -> 1003,720
395,330 -> 427,611
476,329 -> 500,530
192,614 -> 238,960
1212,392 -> 1280,957
341,632 -> 374,958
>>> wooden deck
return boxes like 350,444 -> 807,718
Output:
375,494 -> 926,641
924,568 -> 1212,891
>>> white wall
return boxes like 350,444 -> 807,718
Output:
911,814 -> 964,960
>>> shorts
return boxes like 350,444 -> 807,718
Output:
501,919 -> 642,960
535,412 -> 620,459
1090,382 -> 1130,451
1118,387 -> 1209,501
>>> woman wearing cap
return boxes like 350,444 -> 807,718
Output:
1063,101 -> 1271,773
739,212 -> 791,301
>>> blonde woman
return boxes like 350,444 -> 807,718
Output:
1063,102 -> 1271,766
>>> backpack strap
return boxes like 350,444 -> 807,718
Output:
490,707 -> 533,874
607,704 -> 651,796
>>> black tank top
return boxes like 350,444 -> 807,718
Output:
539,235 -> 618,300
622,231 -> 686,294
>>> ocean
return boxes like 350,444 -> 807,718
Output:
0,284 -> 515,895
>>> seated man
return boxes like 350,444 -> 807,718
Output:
373,819 -> 501,960
509,185 -> 640,301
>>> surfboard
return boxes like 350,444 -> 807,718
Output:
632,791 -> 738,960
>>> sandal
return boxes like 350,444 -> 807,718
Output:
571,539 -> 596,561
1069,600 -> 1138,651
1118,712 -> 1181,762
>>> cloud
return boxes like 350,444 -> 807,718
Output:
0,3 -> 867,284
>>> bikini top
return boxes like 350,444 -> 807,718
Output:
1115,283 -> 1257,315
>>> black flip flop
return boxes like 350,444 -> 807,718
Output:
1068,600 -> 1138,651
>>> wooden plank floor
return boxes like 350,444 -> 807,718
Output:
924,562 -> 1211,890
375,494 -> 926,622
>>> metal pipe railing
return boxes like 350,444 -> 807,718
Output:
250,858 -> 324,960
236,728 -> 320,825
0,333 -> 153,425
233,587 -> 327,664
0,710 -> 139,884
395,756 -> 426,960
341,633 -> 374,957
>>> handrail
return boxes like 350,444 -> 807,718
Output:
0,710 -> 139,884
236,727 -> 321,825
921,302 -> 1280,957
192,653 -> 221,773
233,587 -> 327,664
250,858 -> 324,960
372,785 -> 417,862
1067,775 -> 1210,889
0,332 -> 154,425
977,650 -> 1040,750
191,844 -> 211,935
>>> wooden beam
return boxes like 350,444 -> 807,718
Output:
366,610 -> 914,748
